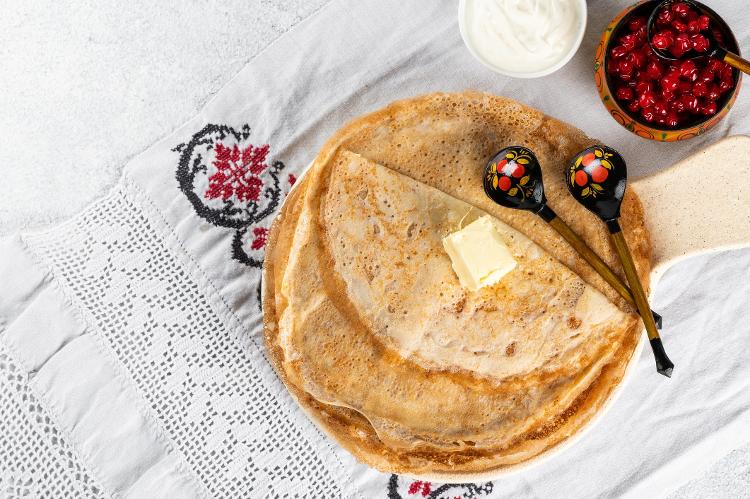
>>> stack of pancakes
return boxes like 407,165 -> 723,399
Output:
263,92 -> 651,478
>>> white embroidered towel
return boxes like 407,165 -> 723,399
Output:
2,0 -> 750,497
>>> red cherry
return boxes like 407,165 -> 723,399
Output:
720,65 -> 734,81
591,166 -> 608,183
631,49 -> 647,69
646,59 -> 664,80
661,75 -> 680,92
635,25 -> 648,44
511,163 -> 525,178
698,68 -> 714,83
671,2 -> 690,18
498,176 -> 512,191
651,31 -> 675,50
574,170 -> 588,187
654,99 -> 669,117
691,34 -> 710,52
639,91 -> 657,108
666,111 -> 680,127
657,8 -> 673,25
679,60 -> 698,80
666,66 -> 681,78
668,45 -> 685,59
610,44 -> 629,59
672,20 -> 688,33
702,100 -> 718,116
698,15 -> 710,31
706,84 -> 721,101
680,94 -> 700,113
670,33 -> 692,57
627,99 -> 641,113
620,33 -> 638,51
635,80 -> 653,95
628,16 -> 646,32
619,58 -> 635,77
687,20 -> 701,34
616,86 -> 634,101
661,87 -> 676,102
719,78 -> 735,94
671,98 -> 686,113
692,81 -> 708,97
641,106 -> 657,122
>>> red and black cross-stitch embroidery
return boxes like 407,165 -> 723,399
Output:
174,123 -> 292,268
388,475 -> 493,499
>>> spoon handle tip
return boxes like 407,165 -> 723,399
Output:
650,337 -> 675,378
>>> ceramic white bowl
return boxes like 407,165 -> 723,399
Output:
458,0 -> 588,78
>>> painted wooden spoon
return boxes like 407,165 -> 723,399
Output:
566,145 -> 674,378
483,146 -> 663,330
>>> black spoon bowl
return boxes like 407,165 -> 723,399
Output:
483,146 -> 546,212
483,146 -> 662,329
647,0 -> 750,74
566,145 -> 674,377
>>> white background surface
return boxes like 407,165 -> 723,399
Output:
1,1 -> 748,496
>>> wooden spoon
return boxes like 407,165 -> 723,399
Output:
566,145 -> 674,377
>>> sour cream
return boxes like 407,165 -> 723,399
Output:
460,0 -> 585,77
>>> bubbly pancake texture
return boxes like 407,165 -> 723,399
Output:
323,153 -> 623,382
263,92 -> 650,478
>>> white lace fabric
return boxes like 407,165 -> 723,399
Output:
0,180 -> 361,497
0,343 -> 106,499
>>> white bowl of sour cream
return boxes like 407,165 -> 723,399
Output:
458,0 -> 587,78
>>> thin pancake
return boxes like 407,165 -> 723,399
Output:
263,92 -> 649,478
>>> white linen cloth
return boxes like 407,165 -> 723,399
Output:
1,0 -> 750,497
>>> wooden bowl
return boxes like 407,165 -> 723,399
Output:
594,0 -> 741,142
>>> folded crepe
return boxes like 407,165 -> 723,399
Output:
263,92 -> 649,478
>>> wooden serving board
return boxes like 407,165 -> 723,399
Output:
631,135 -> 750,293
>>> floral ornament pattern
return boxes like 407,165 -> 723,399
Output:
567,146 -> 614,199
484,147 -> 535,201
174,124 -> 292,268
205,142 -> 270,203
387,475 -> 493,499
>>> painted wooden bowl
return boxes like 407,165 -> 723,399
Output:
594,0 -> 741,142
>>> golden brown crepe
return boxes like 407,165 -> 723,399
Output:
263,92 -> 650,478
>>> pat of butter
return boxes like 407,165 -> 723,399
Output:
442,216 -> 517,291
